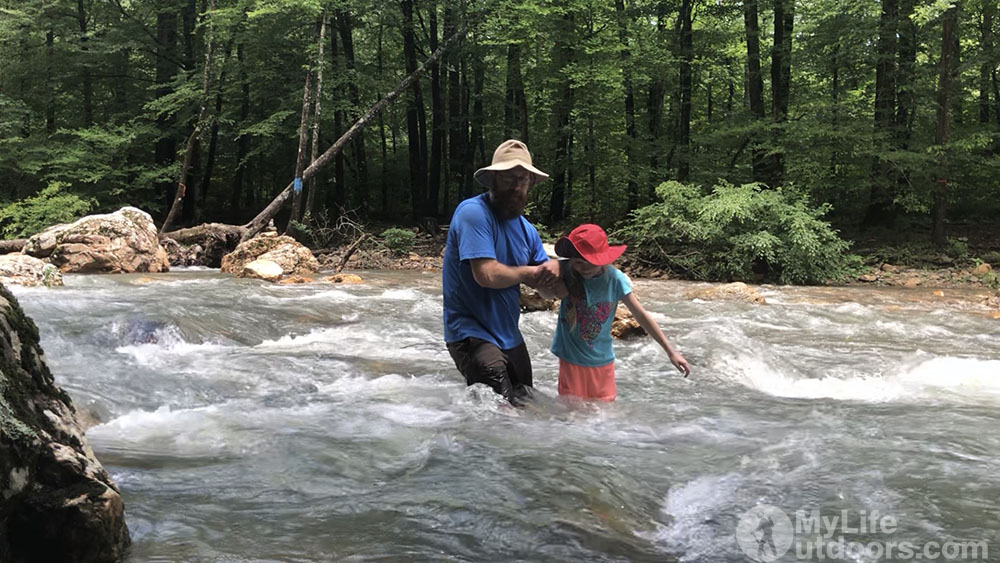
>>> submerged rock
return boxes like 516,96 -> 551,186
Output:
0,254 -> 63,287
22,207 -> 169,274
685,282 -> 766,304
0,283 -> 130,561
324,273 -> 363,284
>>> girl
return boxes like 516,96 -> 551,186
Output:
550,224 -> 691,401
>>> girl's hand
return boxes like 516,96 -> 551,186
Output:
669,352 -> 691,378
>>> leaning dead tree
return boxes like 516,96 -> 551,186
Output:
238,21 -> 467,243
161,0 -> 219,235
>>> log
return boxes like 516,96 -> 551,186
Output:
0,239 -> 27,254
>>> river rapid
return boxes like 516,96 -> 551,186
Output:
10,270 -> 1000,562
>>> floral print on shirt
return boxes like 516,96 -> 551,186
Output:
563,294 -> 614,348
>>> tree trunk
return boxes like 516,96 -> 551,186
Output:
647,2 -> 669,201
306,17 -> 327,219
504,42 -> 528,143
161,0 -> 217,234
200,43 -> 233,207
240,21 -> 465,242
330,29 -> 346,209
46,28 -> 55,133
767,0 -> 793,187
377,21 -> 390,214
289,16 -> 325,232
981,1 -> 995,124
744,0 -> 767,183
549,10 -> 575,223
402,0 -> 428,218
933,6 -> 958,248
895,0 -> 917,148
231,43 -> 251,211
677,0 -> 693,183
338,8 -> 369,210
472,58 -> 486,165
428,1 -> 444,217
445,5 -> 463,212
866,0 -> 899,227
460,54 -> 473,198
75,0 -> 93,127
616,0 -> 640,209
155,5 -> 179,221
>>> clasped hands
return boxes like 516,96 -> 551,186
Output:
530,260 -> 561,290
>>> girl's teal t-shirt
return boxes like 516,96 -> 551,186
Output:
550,265 -> 632,367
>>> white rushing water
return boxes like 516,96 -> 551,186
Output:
10,270 -> 1000,562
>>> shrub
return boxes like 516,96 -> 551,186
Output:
380,227 -> 416,256
0,182 -> 96,239
619,181 -> 858,284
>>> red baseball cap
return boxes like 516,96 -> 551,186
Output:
554,224 -> 627,266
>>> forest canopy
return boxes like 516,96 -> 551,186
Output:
1,0 -> 997,280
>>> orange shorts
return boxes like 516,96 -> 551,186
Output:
557,358 -> 616,401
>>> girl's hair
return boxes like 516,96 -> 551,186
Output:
561,260 -> 587,301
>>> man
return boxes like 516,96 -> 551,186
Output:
442,140 -> 560,405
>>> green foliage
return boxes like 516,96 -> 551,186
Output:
380,227 -> 416,256
620,181 -> 858,284
0,182 -> 96,238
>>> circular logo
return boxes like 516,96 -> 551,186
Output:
735,504 -> 794,562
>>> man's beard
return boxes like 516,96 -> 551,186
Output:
490,192 -> 526,220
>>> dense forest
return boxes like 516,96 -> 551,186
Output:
1,0 -> 998,282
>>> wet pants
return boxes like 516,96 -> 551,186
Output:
446,337 -> 533,406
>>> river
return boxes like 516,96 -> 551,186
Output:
9,270 -> 1000,562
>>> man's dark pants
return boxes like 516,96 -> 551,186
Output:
447,337 -> 533,405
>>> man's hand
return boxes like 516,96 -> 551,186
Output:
669,351 -> 691,378
532,260 -> 560,288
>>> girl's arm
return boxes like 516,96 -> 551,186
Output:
622,292 -> 691,377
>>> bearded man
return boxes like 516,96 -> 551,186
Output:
442,140 -> 560,406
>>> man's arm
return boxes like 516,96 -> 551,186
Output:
469,258 -> 539,289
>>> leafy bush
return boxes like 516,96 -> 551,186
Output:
619,181 -> 858,284
0,182 -> 96,239
380,227 -> 416,256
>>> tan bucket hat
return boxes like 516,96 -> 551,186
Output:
474,139 -> 549,188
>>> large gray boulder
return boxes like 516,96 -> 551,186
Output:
23,207 -> 169,274
0,284 -> 130,562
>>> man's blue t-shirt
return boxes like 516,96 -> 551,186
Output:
550,265 -> 633,367
443,193 -> 548,349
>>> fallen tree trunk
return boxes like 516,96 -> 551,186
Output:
0,239 -> 27,254
240,21 -> 467,243
162,222 -> 247,244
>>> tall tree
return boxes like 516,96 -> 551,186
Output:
616,0 -> 640,207
647,1 -> 670,199
338,7 -> 369,209
981,1 -> 996,125
75,0 -> 93,127
744,0 -> 767,183
401,0 -> 428,218
504,42 -> 528,143
866,0 -> 899,227
895,0 -> 917,148
767,0 -> 793,187
428,1 -> 444,217
933,5 -> 959,247
549,9 -> 575,223
155,1 -> 179,219
676,0 -> 693,182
